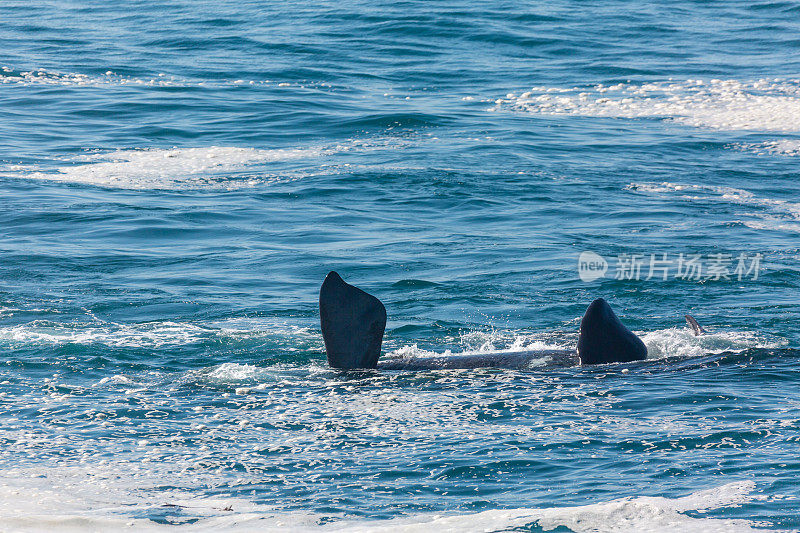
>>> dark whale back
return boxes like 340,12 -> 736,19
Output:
319,271 -> 386,369
577,298 -> 647,365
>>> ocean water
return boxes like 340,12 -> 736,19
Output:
1,1 -> 799,531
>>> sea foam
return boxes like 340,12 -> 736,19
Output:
0,137 -> 419,190
2,147 -> 317,190
0,317 -> 315,350
340,481 -> 760,533
495,78 -> 800,133
0,469 -> 757,532
0,66 -> 320,90
641,327 -> 786,360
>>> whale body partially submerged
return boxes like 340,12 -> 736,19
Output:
319,271 -> 682,370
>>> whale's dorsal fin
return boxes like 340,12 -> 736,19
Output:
685,315 -> 706,336
319,271 -> 386,369
577,298 -> 647,365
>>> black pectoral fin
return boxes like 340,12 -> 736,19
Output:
577,298 -> 647,365
319,271 -> 386,369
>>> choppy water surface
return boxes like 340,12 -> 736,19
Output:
1,1 -> 799,531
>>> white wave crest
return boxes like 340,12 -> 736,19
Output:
495,78 -> 800,132
203,362 -> 269,383
341,481 -> 761,533
0,317 -> 313,350
0,472 -> 764,532
736,139 -> 800,157
0,465 -> 317,532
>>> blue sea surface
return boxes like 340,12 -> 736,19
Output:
1,1 -> 799,530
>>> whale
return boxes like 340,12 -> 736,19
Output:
318,271 -> 674,370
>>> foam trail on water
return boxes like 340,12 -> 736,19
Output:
1,147 -> 320,190
495,78 -> 800,132
0,66 -> 323,90
0,137 -> 420,190
630,181 -> 800,233
0,320 -> 215,349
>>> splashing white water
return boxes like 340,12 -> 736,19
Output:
382,322 -> 783,368
641,327 -> 787,360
